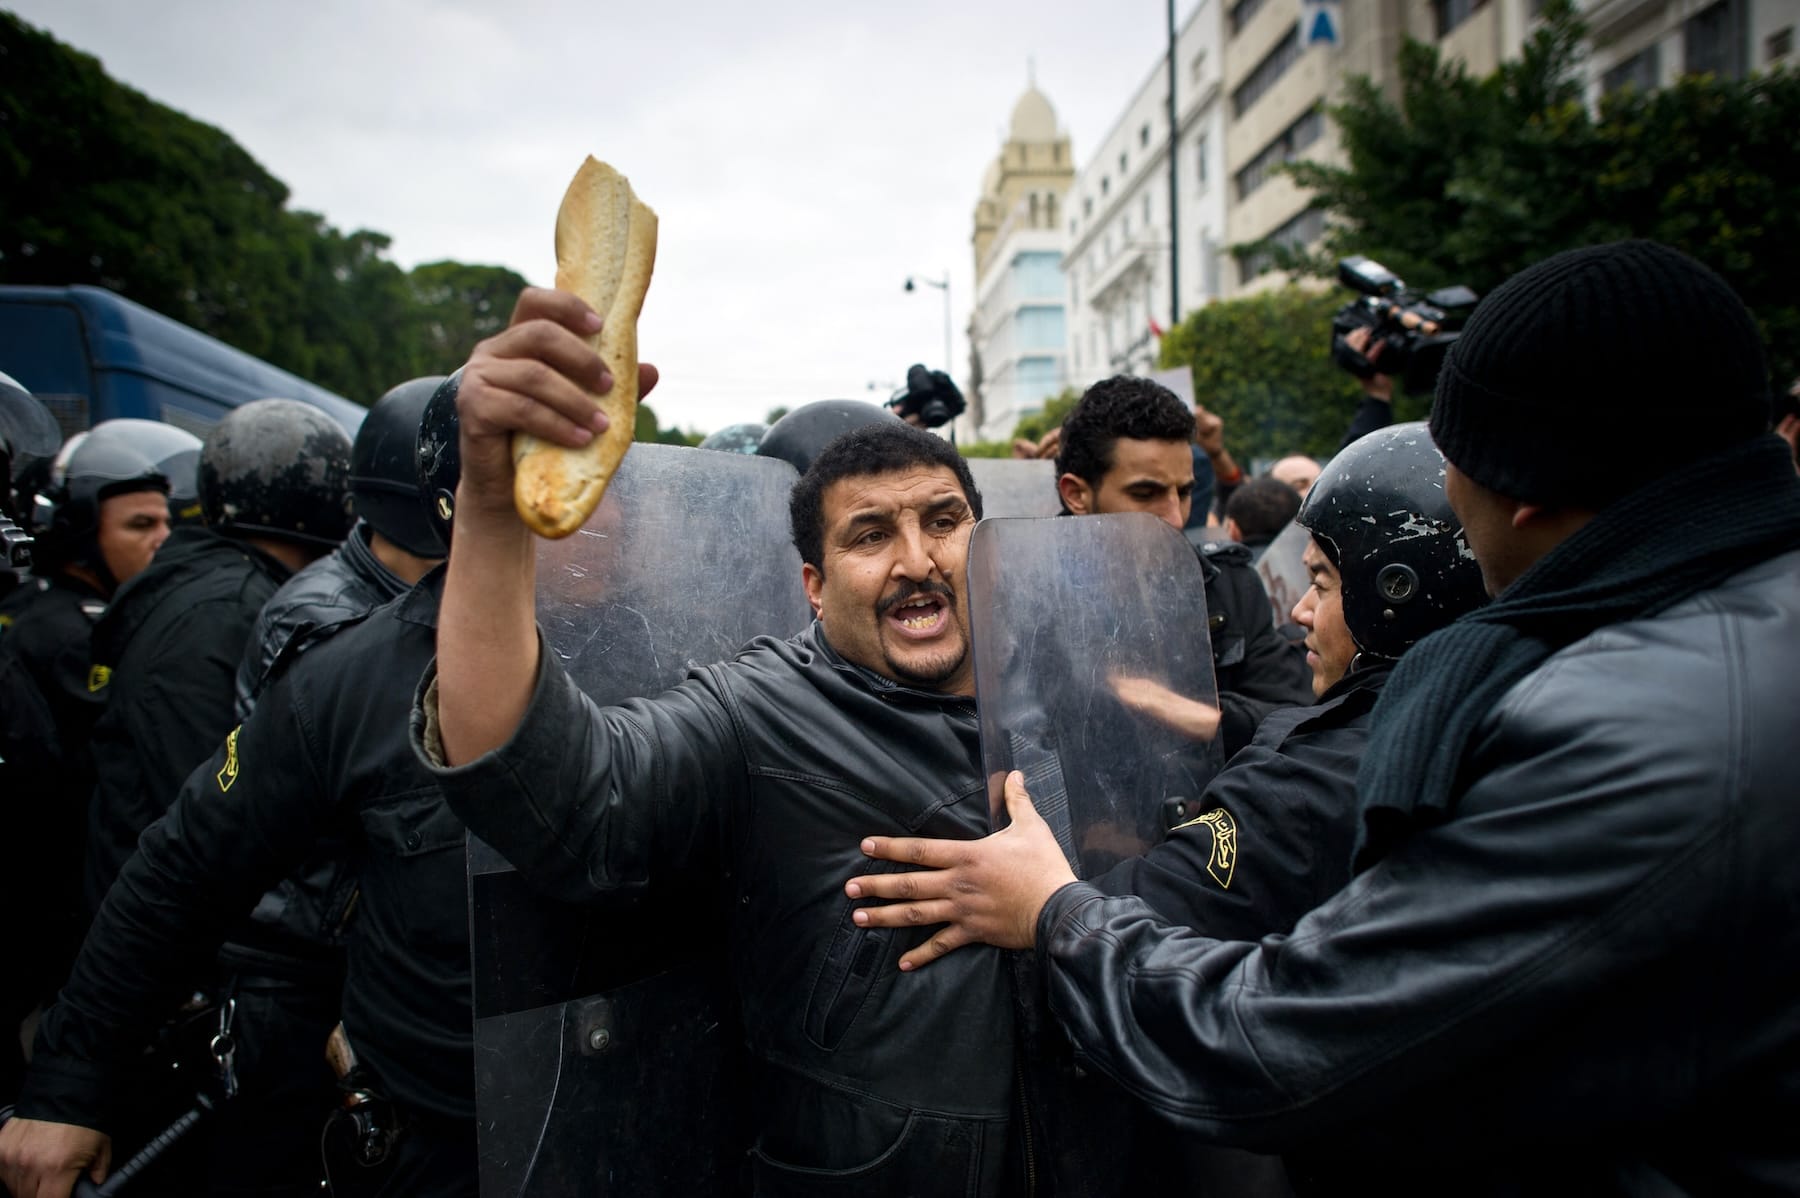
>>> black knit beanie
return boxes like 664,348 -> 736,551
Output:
1429,240 -> 1771,508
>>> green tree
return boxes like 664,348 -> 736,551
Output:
410,260 -> 532,374
1157,289 -> 1379,462
1277,0 -> 1800,386
0,13 -> 551,406
1011,387 -> 1081,444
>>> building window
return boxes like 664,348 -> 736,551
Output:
1140,123 -> 1151,147
1235,207 -> 1326,282
1433,0 -> 1488,40
1195,137 -> 1208,186
1190,50 -> 1207,82
1102,176 -> 1110,197
1123,215 -> 1132,240
1084,196 -> 1094,217
1142,193 -> 1152,224
1602,44 -> 1660,94
1769,26 -> 1795,62
1119,151 -> 1129,175
1234,107 -> 1325,201
1685,0 -> 1747,79
1228,0 -> 1268,37
1232,26 -> 1302,119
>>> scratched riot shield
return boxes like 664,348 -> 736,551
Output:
1255,520 -> 1312,633
468,443 -> 811,1197
963,457 -> 1062,518
969,513 -> 1222,877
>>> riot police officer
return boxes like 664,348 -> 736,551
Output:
0,417 -> 172,1101
0,379 -> 479,1198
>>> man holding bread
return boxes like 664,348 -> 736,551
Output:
417,284 -> 1099,1193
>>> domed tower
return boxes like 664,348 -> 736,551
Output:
972,82 -> 1075,285
968,75 -> 1077,442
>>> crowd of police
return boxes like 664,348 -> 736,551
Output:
0,238 -> 1797,1198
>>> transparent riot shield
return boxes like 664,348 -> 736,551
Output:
1255,520 -> 1312,632
963,457 -> 1062,518
968,513 -> 1222,878
468,443 -> 811,1197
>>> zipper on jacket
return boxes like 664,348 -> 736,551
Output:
1014,1053 -> 1037,1196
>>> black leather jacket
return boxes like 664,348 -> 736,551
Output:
225,522 -> 408,965
419,624 -> 1024,1196
1036,549 -> 1800,1194
234,521 -> 407,719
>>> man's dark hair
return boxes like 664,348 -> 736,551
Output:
1055,376 -> 1194,504
1227,476 -> 1303,542
789,422 -> 983,572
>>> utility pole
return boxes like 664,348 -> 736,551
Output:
1166,0 -> 1181,330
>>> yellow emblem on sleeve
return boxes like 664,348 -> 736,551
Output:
86,664 -> 112,693
1173,806 -> 1238,889
216,726 -> 241,792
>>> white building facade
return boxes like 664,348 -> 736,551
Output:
1064,0 -> 1228,390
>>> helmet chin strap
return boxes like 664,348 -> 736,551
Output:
1347,649 -> 1396,676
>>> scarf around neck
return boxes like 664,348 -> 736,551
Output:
1353,435 -> 1800,871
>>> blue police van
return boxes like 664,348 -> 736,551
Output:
0,285 -> 365,439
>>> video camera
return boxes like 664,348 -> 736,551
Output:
1330,256 -> 1478,395
887,364 -> 966,430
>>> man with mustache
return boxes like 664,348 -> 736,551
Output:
413,287 -> 1036,1195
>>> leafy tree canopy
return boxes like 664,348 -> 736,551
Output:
1271,0 -> 1800,387
0,12 -> 538,405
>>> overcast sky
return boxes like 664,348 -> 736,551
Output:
14,0 -> 1203,433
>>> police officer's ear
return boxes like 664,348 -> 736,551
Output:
1057,472 -> 1096,516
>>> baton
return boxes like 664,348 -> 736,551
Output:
0,1096 -> 214,1198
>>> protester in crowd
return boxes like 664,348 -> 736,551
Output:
416,286 -> 1201,1194
1055,376 -> 1311,756
844,240 -> 1800,1192
1224,476 -> 1303,561
1191,400 -> 1236,522
1267,454 -> 1321,496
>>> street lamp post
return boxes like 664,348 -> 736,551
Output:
904,272 -> 953,380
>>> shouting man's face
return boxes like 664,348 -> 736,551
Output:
803,466 -> 977,696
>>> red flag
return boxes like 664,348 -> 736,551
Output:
1149,317 -> 1165,339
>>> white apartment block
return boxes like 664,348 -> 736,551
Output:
1063,0 -> 1230,391
1224,0 -> 1797,295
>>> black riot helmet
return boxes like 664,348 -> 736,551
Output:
756,400 -> 900,475
351,376 -> 448,558
95,419 -> 204,524
698,421 -> 769,455
1297,422 -> 1487,660
417,370 -> 461,551
31,421 -> 172,574
199,399 -> 354,549
0,371 -> 64,520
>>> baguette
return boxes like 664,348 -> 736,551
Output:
512,156 -> 658,537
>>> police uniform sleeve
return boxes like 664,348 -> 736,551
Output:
18,664 -> 337,1132
1032,665 -> 1742,1154
84,596 -> 258,909
414,636 -> 741,906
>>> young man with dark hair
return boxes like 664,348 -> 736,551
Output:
844,241 -> 1800,1191
1054,375 -> 1311,755
1224,476 -> 1303,559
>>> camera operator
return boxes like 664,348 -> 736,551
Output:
887,364 -> 965,431
1338,325 -> 1398,450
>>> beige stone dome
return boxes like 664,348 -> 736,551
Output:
1009,86 -> 1057,143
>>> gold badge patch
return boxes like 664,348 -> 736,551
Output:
1174,807 -> 1238,889
87,664 -> 112,693
216,727 -> 241,792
